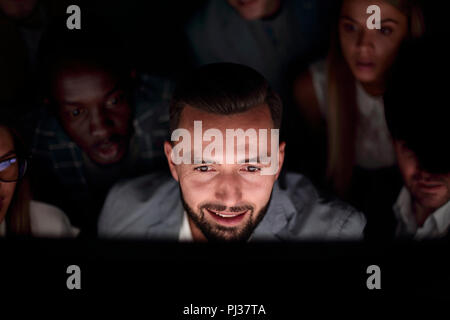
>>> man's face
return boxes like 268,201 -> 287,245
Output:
227,0 -> 281,20
395,141 -> 450,211
52,66 -> 132,165
0,0 -> 38,20
165,105 -> 285,242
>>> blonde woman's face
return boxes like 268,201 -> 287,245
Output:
0,126 -> 17,225
339,0 -> 408,85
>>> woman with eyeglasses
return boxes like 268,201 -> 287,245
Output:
0,123 -> 78,237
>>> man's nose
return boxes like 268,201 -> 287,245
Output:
90,108 -> 112,138
214,172 -> 243,207
418,169 -> 438,182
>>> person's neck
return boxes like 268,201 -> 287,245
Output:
360,81 -> 385,97
413,202 -> 435,228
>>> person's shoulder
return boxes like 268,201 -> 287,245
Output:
281,172 -> 366,240
98,172 -> 177,237
135,73 -> 174,106
309,59 -> 327,77
133,73 -> 172,133
107,172 -> 174,204
294,60 -> 327,122
186,0 -> 230,32
29,201 -> 79,238
32,106 -> 74,156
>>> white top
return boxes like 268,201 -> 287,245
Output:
393,187 -> 450,239
309,60 -> 396,169
0,201 -> 79,238
178,211 -> 193,242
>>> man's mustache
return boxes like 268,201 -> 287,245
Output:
201,203 -> 253,213
92,134 -> 123,148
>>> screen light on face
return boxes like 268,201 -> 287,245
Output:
170,121 -> 280,175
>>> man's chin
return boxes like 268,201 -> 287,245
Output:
414,189 -> 449,211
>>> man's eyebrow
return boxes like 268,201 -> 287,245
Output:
60,83 -> 123,107
243,157 -> 260,163
60,100 -> 84,107
104,82 -> 123,99
194,158 -> 215,164
0,150 -> 16,160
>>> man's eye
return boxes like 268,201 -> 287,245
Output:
194,165 -> 213,172
242,166 -> 261,173
107,94 -> 124,107
70,108 -> 83,118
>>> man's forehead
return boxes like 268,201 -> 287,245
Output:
178,104 -> 274,130
54,68 -> 119,101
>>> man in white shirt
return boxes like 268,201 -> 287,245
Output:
384,37 -> 450,240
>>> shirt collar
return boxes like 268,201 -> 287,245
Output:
432,200 -> 450,235
178,211 -> 193,242
394,186 -> 450,237
393,187 -> 416,230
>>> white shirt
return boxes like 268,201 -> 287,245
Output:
393,187 -> 450,239
178,211 -> 193,242
309,60 -> 396,169
0,201 -> 79,238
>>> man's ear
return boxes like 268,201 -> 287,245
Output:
164,141 -> 179,182
275,141 -> 286,180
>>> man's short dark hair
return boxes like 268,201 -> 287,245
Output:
38,17 -> 131,100
384,37 -> 450,174
169,63 -> 282,134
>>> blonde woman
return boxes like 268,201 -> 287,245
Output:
294,0 -> 424,219
0,121 -> 78,237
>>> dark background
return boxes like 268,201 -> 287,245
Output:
2,0 -> 450,311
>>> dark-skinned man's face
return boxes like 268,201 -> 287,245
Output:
52,66 -> 132,165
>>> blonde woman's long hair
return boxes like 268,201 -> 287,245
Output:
326,0 -> 425,198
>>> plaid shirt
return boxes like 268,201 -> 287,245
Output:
31,74 -> 173,233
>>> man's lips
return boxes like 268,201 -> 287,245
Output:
206,209 -> 248,226
417,181 -> 445,193
93,139 -> 122,160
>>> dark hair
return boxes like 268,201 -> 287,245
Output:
384,36 -> 450,174
0,110 -> 32,236
169,63 -> 282,134
38,17 -> 131,101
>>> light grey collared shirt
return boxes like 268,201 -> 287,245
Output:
99,172 -> 366,241
178,211 -> 193,242
393,187 -> 450,239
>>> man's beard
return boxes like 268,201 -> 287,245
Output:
179,187 -> 271,242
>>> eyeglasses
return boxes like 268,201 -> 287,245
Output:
0,156 -> 28,183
